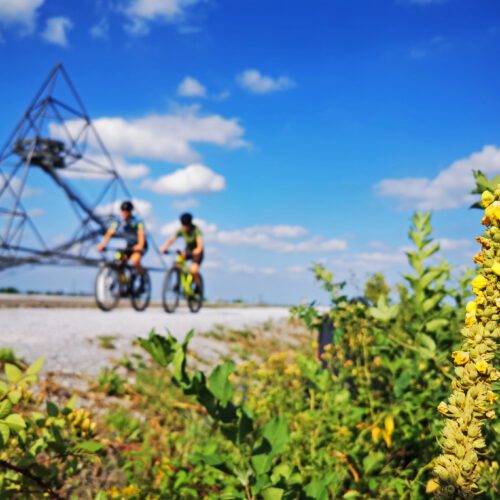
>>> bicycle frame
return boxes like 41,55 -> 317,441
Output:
175,253 -> 195,296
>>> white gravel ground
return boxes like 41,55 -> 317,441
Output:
0,306 -> 290,375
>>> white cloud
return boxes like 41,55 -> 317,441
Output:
62,155 -> 149,180
178,76 -> 206,98
375,145 -> 500,210
50,106 -> 246,164
286,265 -> 306,274
28,208 -> 44,218
90,17 -> 109,39
0,0 -> 44,33
124,0 -> 201,35
160,219 -> 347,253
237,69 -> 295,94
0,176 -> 40,197
143,164 -> 225,195
227,262 -> 276,276
96,198 -> 153,220
41,16 -> 73,47
204,260 -> 222,270
437,238 -> 472,251
171,198 -> 199,210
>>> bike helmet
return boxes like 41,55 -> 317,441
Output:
180,212 -> 193,226
121,200 -> 134,212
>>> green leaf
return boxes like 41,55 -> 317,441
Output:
74,441 -> 104,453
261,487 -> 284,500
65,395 -> 78,411
363,451 -> 385,474
0,381 -> 7,396
207,361 -> 235,406
425,318 -> 448,333
304,477 -> 331,500
4,364 -> 22,383
422,293 -> 444,313
7,390 -> 22,404
94,491 -> 108,500
0,422 -> 10,444
46,401 -> 59,417
4,413 -> 26,431
369,296 -> 399,322
417,333 -> 437,352
26,356 -> 45,376
262,416 -> 289,455
0,400 -> 12,419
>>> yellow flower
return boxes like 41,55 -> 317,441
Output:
452,351 -> 470,366
475,236 -> 491,248
437,402 -> 448,415
384,415 -> 395,436
481,190 -> 495,208
426,479 -> 440,494
473,252 -> 484,265
475,359 -> 489,375
471,274 -> 488,293
371,426 -> 381,443
481,215 -> 492,226
465,313 -> 477,327
491,262 -> 500,276
465,301 -> 477,314
485,201 -> 500,224
476,294 -> 486,305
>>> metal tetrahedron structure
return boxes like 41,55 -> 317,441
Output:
0,63 -> 151,272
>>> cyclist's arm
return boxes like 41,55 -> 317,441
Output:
134,225 -> 146,251
193,235 -> 203,255
97,226 -> 116,250
160,233 -> 178,253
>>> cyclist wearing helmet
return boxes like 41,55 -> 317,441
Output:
160,212 -> 203,289
96,200 -> 147,276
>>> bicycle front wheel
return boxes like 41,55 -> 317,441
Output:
162,268 -> 180,313
131,270 -> 151,312
95,265 -> 120,312
188,274 -> 204,313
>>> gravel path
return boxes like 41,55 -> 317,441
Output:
0,307 -> 290,375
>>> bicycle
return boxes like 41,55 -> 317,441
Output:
162,250 -> 204,313
95,249 -> 151,312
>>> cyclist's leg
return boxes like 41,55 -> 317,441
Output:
129,251 -> 144,274
189,251 -> 203,288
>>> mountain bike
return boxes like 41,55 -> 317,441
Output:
162,250 -> 204,313
95,249 -> 151,312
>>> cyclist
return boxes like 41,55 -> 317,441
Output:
160,212 -> 203,290
96,201 -> 147,282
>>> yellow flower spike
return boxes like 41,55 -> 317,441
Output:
471,275 -> 488,291
481,215 -> 492,226
475,359 -> 489,375
452,351 -> 470,366
490,262 -> 500,276
485,410 -> 496,419
465,301 -> 477,314
481,190 -> 495,208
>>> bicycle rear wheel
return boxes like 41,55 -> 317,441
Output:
162,268 -> 180,313
131,270 -> 151,312
95,265 -> 120,311
188,274 -> 204,313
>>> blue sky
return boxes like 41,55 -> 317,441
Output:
0,0 -> 499,304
